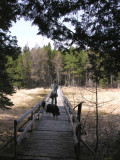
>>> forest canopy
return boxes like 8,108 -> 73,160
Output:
21,0 -> 120,74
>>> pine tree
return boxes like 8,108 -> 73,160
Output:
0,0 -> 20,109
53,52 -> 64,85
45,43 -> 56,85
23,46 -> 32,88
63,50 -> 77,86
74,50 -> 87,86
14,54 -> 25,88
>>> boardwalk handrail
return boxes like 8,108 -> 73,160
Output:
60,88 -> 99,160
14,92 -> 50,157
60,89 -> 81,156
16,93 -> 49,125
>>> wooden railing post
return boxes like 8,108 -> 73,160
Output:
77,102 -> 84,160
77,102 -> 83,122
31,107 -> 33,131
38,105 -> 41,120
14,120 -> 17,158
78,124 -> 81,160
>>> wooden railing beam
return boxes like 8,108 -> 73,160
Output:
17,110 -> 41,144
13,93 -> 50,157
16,94 -> 49,125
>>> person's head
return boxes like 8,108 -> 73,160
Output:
53,80 -> 56,84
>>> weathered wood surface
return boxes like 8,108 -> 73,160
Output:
1,88 -> 77,160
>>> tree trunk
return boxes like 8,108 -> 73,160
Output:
95,81 -> 99,152
85,70 -> 88,87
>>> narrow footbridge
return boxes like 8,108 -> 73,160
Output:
0,88 -> 98,160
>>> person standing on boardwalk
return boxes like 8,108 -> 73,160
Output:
51,80 -> 58,104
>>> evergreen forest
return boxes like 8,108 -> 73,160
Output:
6,43 -> 120,90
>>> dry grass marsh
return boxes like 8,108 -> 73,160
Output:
62,86 -> 120,114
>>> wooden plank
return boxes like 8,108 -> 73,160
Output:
28,130 -> 73,139
34,118 -> 72,132
17,140 -> 75,157
17,155 -> 77,160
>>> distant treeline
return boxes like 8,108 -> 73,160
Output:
6,43 -> 120,89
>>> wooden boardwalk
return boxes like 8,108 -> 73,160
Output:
4,89 -> 77,160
